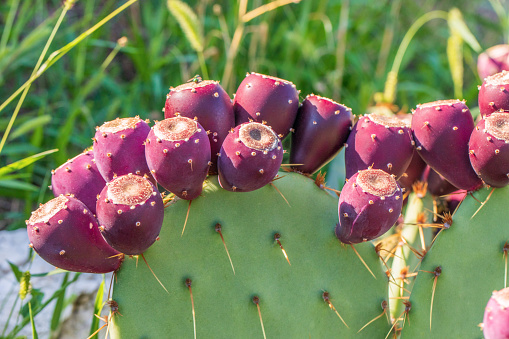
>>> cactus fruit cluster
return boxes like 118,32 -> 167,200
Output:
25,69 -> 509,338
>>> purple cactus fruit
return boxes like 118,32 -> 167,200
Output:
397,152 -> 427,194
290,94 -> 353,174
483,287 -> 509,339
423,166 -> 459,197
478,44 -> 509,80
411,99 -> 483,192
93,117 -> 152,183
218,122 -> 283,192
96,174 -> 164,255
469,113 -> 509,188
478,71 -> 509,117
233,72 -> 299,139
164,79 -> 234,173
50,150 -> 106,215
335,169 -> 403,244
145,117 -> 211,200
344,112 -> 414,180
26,195 -> 122,273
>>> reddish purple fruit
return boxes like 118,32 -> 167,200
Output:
290,94 -> 353,174
27,195 -> 122,273
335,169 -> 403,244
218,122 -> 283,192
145,117 -> 211,200
50,150 -> 106,215
424,165 -> 458,196
93,117 -> 152,182
478,44 -> 509,80
479,71 -> 509,117
164,79 -> 234,173
483,287 -> 509,339
411,99 -> 483,192
233,72 -> 299,139
345,112 -> 414,180
96,174 -> 164,255
397,151 -> 427,195
469,113 -> 509,188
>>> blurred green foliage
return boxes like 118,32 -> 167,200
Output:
0,0 -> 506,230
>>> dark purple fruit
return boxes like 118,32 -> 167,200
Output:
423,165 -> 459,197
145,117 -> 211,200
290,94 -> 353,174
96,174 -> 164,255
233,72 -> 299,139
218,122 -> 283,192
51,150 -> 106,215
411,99 -> 483,192
335,169 -> 403,244
469,112 -> 509,188
93,117 -> 152,182
478,71 -> 509,117
483,287 -> 509,339
27,195 -> 122,273
164,79 -> 234,173
345,112 -> 414,180
478,44 -> 509,80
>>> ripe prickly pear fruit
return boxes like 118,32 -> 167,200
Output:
397,152 -> 427,194
483,287 -> 509,339
233,72 -> 299,139
345,112 -> 414,180
423,165 -> 458,196
469,113 -> 509,188
27,195 -> 122,273
50,150 -> 106,215
290,94 -> 353,174
218,122 -> 283,192
478,71 -> 509,117
411,99 -> 483,192
96,174 -> 164,255
478,44 -> 509,80
93,117 -> 152,182
164,79 -> 234,173
335,169 -> 403,244
145,117 -> 210,200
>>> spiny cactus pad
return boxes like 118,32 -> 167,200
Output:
401,187 -> 509,338
110,172 -> 390,338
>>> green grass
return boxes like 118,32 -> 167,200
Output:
0,0 -> 508,336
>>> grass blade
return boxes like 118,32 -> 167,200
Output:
88,276 -> 106,339
447,8 -> 482,53
0,149 -> 58,178
167,0 -> 203,53
50,272 -> 69,333
29,301 -> 39,339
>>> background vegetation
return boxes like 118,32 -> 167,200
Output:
0,0 -> 508,336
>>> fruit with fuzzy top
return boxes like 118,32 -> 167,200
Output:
96,174 -> 164,255
27,195 -> 122,273
411,99 -> 483,191
478,44 -> 509,80
93,117 -> 152,182
290,94 -> 353,174
50,150 -> 106,214
345,112 -> 414,180
469,112 -> 509,188
483,287 -> 509,339
145,117 -> 211,200
335,169 -> 403,244
233,72 -> 299,139
218,122 -> 283,192
478,71 -> 509,117
164,79 -> 234,173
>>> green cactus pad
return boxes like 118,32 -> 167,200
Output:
401,186 -> 509,338
110,172 -> 390,338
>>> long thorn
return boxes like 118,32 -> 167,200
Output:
471,187 -> 495,220
86,323 -> 108,339
182,200 -> 192,236
322,291 -> 349,328
215,223 -> 235,274
186,279 -> 196,339
270,182 -> 290,207
252,296 -> 267,339
350,244 -> 376,279
274,233 -> 291,265
141,253 -> 169,294
358,301 -> 388,333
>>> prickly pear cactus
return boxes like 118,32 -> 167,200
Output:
109,172 -> 391,338
401,187 -> 509,338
